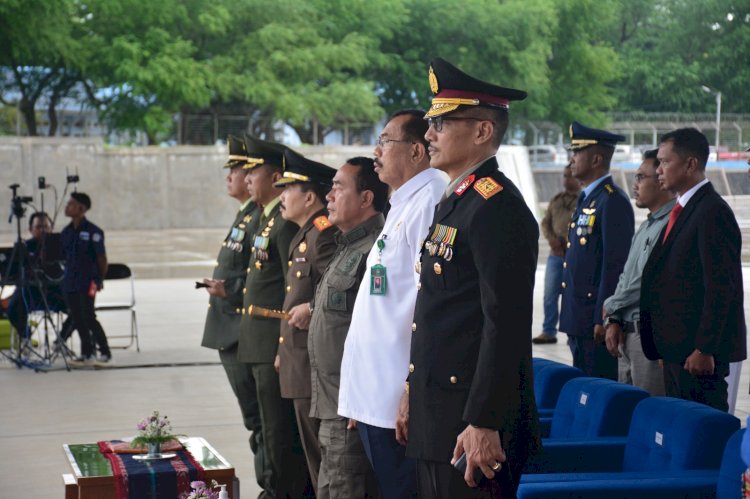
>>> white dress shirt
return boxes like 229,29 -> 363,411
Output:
338,167 -> 448,428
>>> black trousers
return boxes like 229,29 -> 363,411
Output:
663,360 -> 730,412
65,292 -> 110,358
416,459 -> 520,499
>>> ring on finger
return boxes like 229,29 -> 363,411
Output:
491,461 -> 502,471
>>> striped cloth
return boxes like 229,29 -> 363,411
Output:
98,440 -> 205,499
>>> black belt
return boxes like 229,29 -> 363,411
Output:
622,321 -> 637,334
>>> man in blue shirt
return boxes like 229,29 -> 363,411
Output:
62,192 -> 111,367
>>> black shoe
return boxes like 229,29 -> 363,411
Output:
532,333 -> 558,344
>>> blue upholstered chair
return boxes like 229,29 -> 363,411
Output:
519,397 -> 740,497
532,377 -> 648,443
532,358 -> 584,419
518,427 -> 746,499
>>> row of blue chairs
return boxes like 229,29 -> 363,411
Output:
524,358 -> 744,498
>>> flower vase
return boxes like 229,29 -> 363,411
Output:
147,442 -> 161,457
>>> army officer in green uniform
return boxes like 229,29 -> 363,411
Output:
238,135 -> 303,498
273,148 -> 338,491
200,135 -> 267,494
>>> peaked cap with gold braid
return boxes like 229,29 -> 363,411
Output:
568,121 -> 626,151
274,148 -> 336,188
242,134 -> 288,170
425,57 -> 527,118
224,134 -> 249,168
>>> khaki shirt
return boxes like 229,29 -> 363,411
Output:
541,190 -> 579,243
308,214 -> 385,420
278,209 -> 338,399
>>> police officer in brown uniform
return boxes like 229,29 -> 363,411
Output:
200,135 -> 267,493
308,157 -> 388,498
397,58 -> 540,498
274,148 -> 338,491
238,135 -> 302,498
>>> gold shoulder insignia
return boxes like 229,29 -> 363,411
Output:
474,177 -> 503,200
313,216 -> 332,231
605,184 -> 614,194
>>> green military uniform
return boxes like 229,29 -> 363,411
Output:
308,213 -> 384,499
237,134 -> 302,498
199,135 -> 268,494
274,148 -> 339,491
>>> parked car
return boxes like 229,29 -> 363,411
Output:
527,145 -> 567,165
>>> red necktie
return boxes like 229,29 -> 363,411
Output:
662,202 -> 683,243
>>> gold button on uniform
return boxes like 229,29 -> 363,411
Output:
296,270 -> 302,278
433,263 -> 442,275
411,322 -> 417,332
243,287 -> 247,294
587,292 -> 592,298
409,363 -> 415,373
566,241 -> 571,248
279,336 -> 284,344
563,262 -> 567,269
255,261 -> 262,270
570,222 -> 575,228
561,282 -> 567,289
450,376 -> 458,384
288,260 -> 292,267
417,282 -> 421,290
286,285 -> 291,293
207,303 -> 211,309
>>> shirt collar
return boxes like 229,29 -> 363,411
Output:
647,197 -> 677,224
337,214 -> 384,245
444,155 -> 494,199
582,174 -> 611,199
263,196 -> 281,218
239,198 -> 253,211
677,178 -> 709,208
390,168 -> 445,207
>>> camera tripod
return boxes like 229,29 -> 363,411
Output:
0,185 -> 72,371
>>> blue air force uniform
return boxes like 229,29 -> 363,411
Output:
559,122 -> 634,379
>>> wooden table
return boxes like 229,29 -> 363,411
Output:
62,437 -> 237,499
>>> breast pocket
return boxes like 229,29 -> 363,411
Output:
326,273 -> 358,312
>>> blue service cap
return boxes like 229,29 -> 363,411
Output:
568,121 -> 626,151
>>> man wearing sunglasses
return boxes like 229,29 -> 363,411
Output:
399,58 -> 540,498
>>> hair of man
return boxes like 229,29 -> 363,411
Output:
659,128 -> 710,170
28,211 -> 51,231
299,182 -> 331,205
389,109 -> 430,151
346,156 -> 389,213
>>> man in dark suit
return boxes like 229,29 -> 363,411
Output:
559,122 -> 634,380
640,127 -> 747,411
274,148 -> 338,492
238,135 -> 301,497
398,57 -> 540,498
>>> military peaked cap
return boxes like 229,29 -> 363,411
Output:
568,121 -> 626,151
274,148 -> 336,188
242,134 -> 287,170
225,134 -> 248,168
425,57 -> 527,118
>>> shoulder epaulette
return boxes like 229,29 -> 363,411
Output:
313,215 -> 333,231
474,177 -> 503,200
605,184 -> 614,194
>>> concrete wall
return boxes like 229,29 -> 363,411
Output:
0,138 -> 373,235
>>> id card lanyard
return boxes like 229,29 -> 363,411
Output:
370,235 -> 387,295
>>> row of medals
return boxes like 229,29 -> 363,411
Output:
416,240 -> 453,276
252,217 -> 274,269
225,214 -> 253,252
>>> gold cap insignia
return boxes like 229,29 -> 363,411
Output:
429,66 -> 439,94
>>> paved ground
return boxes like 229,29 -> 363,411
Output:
1,227 -> 749,498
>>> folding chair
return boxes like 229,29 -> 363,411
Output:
95,263 -> 139,351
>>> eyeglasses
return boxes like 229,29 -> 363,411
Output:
426,116 -> 495,133
376,136 -> 415,148
634,174 -> 658,183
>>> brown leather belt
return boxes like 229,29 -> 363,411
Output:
247,305 -> 289,320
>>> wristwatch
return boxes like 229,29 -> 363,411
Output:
603,316 -> 623,328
